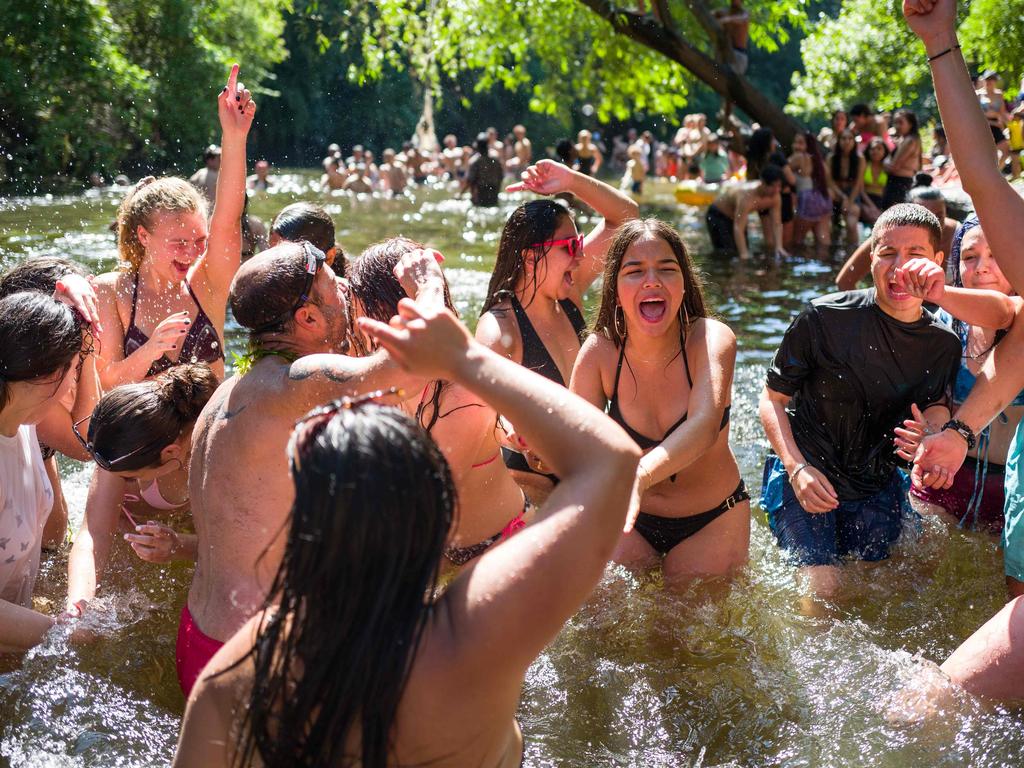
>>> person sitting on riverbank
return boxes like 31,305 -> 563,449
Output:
350,237 -> 534,570
65,364 -> 217,616
478,159 -> 639,504
176,241 -> 447,697
759,203 -> 960,602
0,284 -> 99,652
269,202 -> 344,272
571,219 -> 748,582
892,217 -> 1023,535
835,183 -> 957,290
704,164 -> 786,259
173,299 -> 639,768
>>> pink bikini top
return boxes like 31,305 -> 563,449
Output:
121,480 -> 187,527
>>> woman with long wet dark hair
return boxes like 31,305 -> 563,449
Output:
477,159 -> 638,503
350,237 -> 532,568
571,218 -> 748,582
174,300 -> 639,767
790,132 -> 833,249
0,282 -> 98,651
827,129 -> 865,245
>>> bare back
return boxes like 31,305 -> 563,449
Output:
188,359 -> 327,641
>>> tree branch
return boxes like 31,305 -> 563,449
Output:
682,0 -> 726,52
575,0 -> 803,144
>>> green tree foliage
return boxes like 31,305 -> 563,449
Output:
789,0 -> 1024,123
0,0 -> 288,187
336,0 -> 809,141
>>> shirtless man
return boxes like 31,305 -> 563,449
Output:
713,1 -> 751,75
440,134 -> 464,179
177,241 -> 446,696
320,156 -> 346,191
506,124 -> 532,176
379,148 -> 407,195
705,164 -> 787,259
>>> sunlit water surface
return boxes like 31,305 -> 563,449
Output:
0,174 -> 1019,767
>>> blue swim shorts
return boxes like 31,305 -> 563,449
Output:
760,454 -> 915,567
1002,421 -> 1024,582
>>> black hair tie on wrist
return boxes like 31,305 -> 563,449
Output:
928,44 -> 960,63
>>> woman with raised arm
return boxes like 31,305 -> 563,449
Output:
477,159 -> 638,502
350,238 -> 532,569
93,63 -> 254,387
904,0 -> 1024,702
72,65 -> 253,617
0,280 -> 99,652
569,219 -> 747,582
65,364 -> 218,614
173,300 -> 639,767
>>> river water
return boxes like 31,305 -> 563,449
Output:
0,175 -> 1020,767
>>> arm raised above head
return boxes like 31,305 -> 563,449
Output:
904,0 -> 1024,293
195,64 -> 256,304
361,301 -> 640,686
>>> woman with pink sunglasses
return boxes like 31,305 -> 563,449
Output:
477,159 -> 639,503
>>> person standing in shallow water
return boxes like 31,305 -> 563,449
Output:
461,133 -> 504,207
759,203 -> 960,604
477,159 -> 638,504
173,299 -> 639,768
571,219 -> 749,582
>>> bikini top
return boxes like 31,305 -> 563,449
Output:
510,296 -> 587,387
606,341 -> 730,451
138,479 -> 187,510
123,272 -> 224,377
864,164 -> 888,189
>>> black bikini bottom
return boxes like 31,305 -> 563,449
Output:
634,480 -> 749,555
501,446 -> 559,484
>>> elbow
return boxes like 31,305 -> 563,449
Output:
610,440 -> 642,484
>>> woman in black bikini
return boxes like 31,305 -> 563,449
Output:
571,218 -> 749,582
476,159 -> 638,503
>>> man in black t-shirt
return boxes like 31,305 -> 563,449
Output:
462,133 -> 504,207
759,204 -> 960,600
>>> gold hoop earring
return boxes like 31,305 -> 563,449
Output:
614,304 -> 627,340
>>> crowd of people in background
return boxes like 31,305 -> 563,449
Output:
4,1 -> 1024,765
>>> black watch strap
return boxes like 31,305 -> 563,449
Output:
941,419 -> 977,450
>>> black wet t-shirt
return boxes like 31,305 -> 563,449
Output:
766,288 -> 960,500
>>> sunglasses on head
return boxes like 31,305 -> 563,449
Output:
288,387 -> 404,472
530,233 -> 585,260
252,241 -> 327,334
72,416 -> 168,472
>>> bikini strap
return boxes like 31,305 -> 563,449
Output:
681,325 -> 694,390
611,343 -> 627,402
127,271 -> 141,331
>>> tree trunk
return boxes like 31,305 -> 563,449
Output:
577,0 -> 804,147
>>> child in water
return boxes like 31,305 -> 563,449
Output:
622,145 -> 646,195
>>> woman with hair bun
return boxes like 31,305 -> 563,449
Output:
66,364 -> 219,614
269,201 -> 345,273
0,285 -> 97,651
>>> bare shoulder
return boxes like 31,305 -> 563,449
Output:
92,270 -> 129,299
690,317 -> 737,356
576,331 -> 618,370
475,304 -> 521,361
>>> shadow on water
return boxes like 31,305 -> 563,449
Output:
0,175 -> 1020,766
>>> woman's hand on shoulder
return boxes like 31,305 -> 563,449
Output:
217,63 -> 255,140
